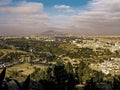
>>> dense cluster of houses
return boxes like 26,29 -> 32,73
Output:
71,38 -> 120,52
90,58 -> 120,75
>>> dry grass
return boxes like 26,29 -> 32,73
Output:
0,49 -> 27,59
4,63 -> 47,76
60,43 -> 77,52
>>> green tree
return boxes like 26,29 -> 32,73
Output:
65,62 -> 73,74
76,61 -> 87,84
84,77 -> 97,90
53,63 -> 68,90
53,61 -> 76,90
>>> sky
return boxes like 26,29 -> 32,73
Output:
0,0 -> 120,36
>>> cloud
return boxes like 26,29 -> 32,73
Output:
0,0 -> 120,36
53,4 -> 77,15
0,2 -> 43,14
54,5 -> 70,9
0,0 -> 12,5
69,0 -> 120,35
90,0 -> 120,12
51,0 -> 120,35
0,1 -> 50,36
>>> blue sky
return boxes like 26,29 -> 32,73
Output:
11,0 -> 91,16
0,0 -> 120,36
13,0 -> 91,7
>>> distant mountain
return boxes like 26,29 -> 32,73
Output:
40,30 -> 68,37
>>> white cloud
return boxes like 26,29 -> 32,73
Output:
90,0 -> 120,12
0,0 -> 12,5
69,0 -> 120,35
0,2 -> 43,14
54,5 -> 70,9
0,0 -> 120,35
53,4 -> 77,15
0,1 -> 50,36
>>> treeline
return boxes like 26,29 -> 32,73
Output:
1,38 -> 119,61
1,52 -> 25,63
1,61 -> 120,90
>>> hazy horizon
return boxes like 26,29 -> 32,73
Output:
0,0 -> 120,36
